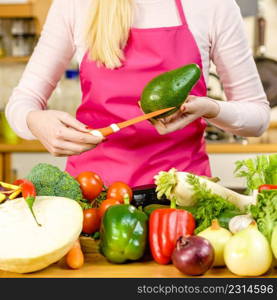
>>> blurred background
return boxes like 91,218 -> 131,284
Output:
0,0 -> 276,189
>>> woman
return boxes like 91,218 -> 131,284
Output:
5,0 -> 270,187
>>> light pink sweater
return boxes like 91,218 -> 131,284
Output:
5,0 -> 270,140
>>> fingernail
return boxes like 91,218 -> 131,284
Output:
85,126 -> 93,132
181,106 -> 186,112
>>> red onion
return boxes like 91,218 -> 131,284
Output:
172,236 -> 214,276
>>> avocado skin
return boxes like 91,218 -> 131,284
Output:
140,64 -> 201,118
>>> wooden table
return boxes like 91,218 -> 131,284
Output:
0,253 -> 277,278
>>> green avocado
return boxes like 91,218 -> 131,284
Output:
140,64 -> 201,118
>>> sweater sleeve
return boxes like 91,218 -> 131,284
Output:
207,0 -> 270,137
5,0 -> 76,140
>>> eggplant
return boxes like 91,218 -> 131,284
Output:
131,184 -> 170,208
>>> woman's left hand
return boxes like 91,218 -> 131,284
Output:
151,96 -> 220,135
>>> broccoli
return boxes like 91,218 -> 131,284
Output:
36,186 -> 56,196
26,163 -> 83,204
54,172 -> 83,202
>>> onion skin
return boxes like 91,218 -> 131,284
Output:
172,236 -> 214,276
198,220 -> 232,267
224,224 -> 272,276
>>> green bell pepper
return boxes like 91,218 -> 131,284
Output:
100,196 -> 148,264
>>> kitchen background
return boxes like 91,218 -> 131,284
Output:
0,0 -> 276,188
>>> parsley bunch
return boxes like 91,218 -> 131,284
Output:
184,175 -> 241,233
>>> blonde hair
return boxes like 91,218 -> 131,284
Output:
85,0 -> 134,69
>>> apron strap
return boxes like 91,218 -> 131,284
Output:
175,0 -> 188,26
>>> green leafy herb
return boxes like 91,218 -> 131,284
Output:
93,190 -> 107,207
79,190 -> 107,210
79,200 -> 93,210
184,174 -> 241,233
234,154 -> 277,195
249,190 -> 277,242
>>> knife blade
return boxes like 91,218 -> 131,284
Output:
90,106 -> 176,137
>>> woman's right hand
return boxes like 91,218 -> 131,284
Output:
26,110 -> 104,157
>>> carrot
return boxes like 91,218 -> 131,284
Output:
66,239 -> 84,270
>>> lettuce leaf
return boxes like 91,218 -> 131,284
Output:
249,190 -> 277,242
234,154 -> 277,195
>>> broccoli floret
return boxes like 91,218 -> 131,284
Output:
36,186 -> 56,197
26,163 -> 83,204
54,171 -> 83,202
27,164 -> 63,190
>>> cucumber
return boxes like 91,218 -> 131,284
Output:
140,64 -> 201,118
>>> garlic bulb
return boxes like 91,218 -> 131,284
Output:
229,214 -> 254,234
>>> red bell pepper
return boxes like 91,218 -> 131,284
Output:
14,179 -> 41,226
149,201 -> 195,265
258,184 -> 277,193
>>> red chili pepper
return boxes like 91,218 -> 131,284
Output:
149,204 -> 195,265
13,179 -> 40,226
258,184 -> 277,193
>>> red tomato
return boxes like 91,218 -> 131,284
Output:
107,182 -> 133,203
76,171 -> 103,202
99,198 -> 122,218
82,208 -> 101,234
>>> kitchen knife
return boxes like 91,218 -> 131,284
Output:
90,106 -> 176,137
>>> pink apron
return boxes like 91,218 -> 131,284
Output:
66,0 -> 211,187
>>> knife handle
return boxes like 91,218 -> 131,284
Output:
89,124 -> 121,138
